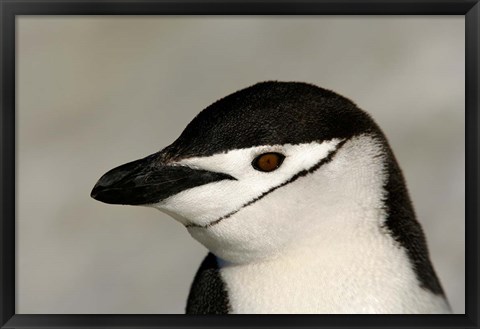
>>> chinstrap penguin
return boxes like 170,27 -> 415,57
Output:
91,81 -> 451,314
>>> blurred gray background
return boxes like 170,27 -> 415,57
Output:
17,16 -> 464,314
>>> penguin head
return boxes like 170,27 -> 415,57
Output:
91,82 -> 390,263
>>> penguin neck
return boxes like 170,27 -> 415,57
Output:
216,138 -> 450,313
289,133 -> 389,261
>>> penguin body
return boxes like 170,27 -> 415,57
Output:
91,81 -> 451,314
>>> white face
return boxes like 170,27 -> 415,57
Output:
151,135 -> 387,264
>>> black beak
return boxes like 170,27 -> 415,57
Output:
91,152 -> 236,205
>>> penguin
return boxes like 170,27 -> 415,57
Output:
91,81 -> 451,314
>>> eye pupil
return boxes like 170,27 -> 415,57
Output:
253,153 -> 285,172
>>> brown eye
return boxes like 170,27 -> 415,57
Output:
252,153 -> 285,172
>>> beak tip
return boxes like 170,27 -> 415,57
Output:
90,180 -> 133,205
90,187 -> 98,200
90,183 -> 104,201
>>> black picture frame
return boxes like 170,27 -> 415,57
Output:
1,1 -> 478,328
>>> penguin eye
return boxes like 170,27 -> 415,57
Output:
252,153 -> 285,172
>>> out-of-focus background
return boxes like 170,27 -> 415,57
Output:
17,16 -> 464,314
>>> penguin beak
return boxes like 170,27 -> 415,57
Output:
91,152 -> 235,206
